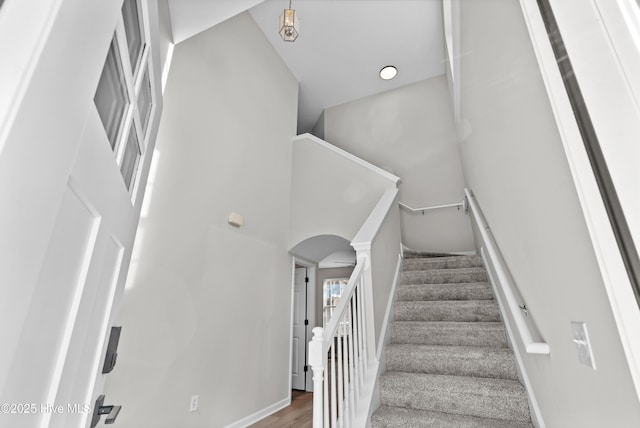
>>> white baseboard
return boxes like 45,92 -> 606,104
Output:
481,248 -> 546,428
377,253 -> 403,360
449,250 -> 478,256
224,396 -> 290,428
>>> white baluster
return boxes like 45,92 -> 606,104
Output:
343,309 -> 351,426
337,317 -> 344,428
330,339 -> 337,425
347,299 -> 356,417
350,295 -> 360,401
356,280 -> 365,390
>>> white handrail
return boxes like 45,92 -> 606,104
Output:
322,260 -> 366,344
399,201 -> 463,214
309,188 -> 399,427
464,188 -> 550,355
353,189 -> 400,248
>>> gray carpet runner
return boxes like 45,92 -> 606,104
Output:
371,254 -> 533,427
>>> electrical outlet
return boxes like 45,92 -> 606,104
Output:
189,395 -> 199,412
571,321 -> 596,370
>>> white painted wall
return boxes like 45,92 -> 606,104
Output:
168,0 -> 265,44
289,134 -> 398,250
456,0 -> 640,425
323,77 -> 474,254
368,195 -> 402,349
311,110 -> 325,140
103,12 -> 298,427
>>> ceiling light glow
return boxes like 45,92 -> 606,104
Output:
379,65 -> 398,80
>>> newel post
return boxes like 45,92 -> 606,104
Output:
353,244 -> 377,361
309,327 -> 325,428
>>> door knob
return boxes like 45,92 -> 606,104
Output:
91,395 -> 121,427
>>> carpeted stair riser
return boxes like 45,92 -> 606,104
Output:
400,267 -> 488,285
372,252 -> 532,427
403,255 -> 483,271
394,300 -> 500,322
391,321 -> 508,348
379,372 -> 531,422
385,344 -> 518,380
403,251 -> 456,259
371,406 -> 533,428
397,282 -> 493,301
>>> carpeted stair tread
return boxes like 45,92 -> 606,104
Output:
400,267 -> 488,285
397,282 -> 493,301
373,250 -> 532,426
391,321 -> 508,347
371,406 -> 533,428
403,255 -> 483,271
395,300 -> 500,322
385,344 -> 518,380
379,372 -> 531,422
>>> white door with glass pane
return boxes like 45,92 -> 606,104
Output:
0,1 -> 159,427
292,268 -> 308,391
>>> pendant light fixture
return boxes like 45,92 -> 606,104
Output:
280,0 -> 299,42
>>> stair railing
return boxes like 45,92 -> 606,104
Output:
398,201 -> 463,215
464,188 -> 550,355
309,188 -> 399,428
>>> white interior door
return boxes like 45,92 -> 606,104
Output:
292,267 -> 308,391
0,1 -> 160,427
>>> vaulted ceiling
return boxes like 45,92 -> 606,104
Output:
167,0 -> 445,133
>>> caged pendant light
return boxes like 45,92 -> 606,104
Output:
279,0 -> 300,42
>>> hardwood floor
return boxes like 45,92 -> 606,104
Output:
250,390 -> 313,428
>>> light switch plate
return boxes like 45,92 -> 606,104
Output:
571,321 -> 596,370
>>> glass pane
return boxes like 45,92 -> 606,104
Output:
122,0 -> 144,75
120,128 -> 141,191
94,37 -> 129,149
323,278 -> 348,326
137,66 -> 153,135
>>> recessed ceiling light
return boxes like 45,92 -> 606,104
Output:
379,65 -> 398,80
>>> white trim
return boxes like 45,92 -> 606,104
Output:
352,189 -> 400,248
364,253 -> 402,425
161,42 -> 174,94
376,254 -> 402,360
449,250 -> 477,256
305,266 -> 316,392
293,133 -> 401,185
224,396 -> 290,428
481,247 -> 545,428
519,0 -> 640,400
294,257 -> 317,392
288,257 -> 295,393
593,0 -> 640,111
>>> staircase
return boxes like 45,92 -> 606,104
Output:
371,253 -> 533,428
